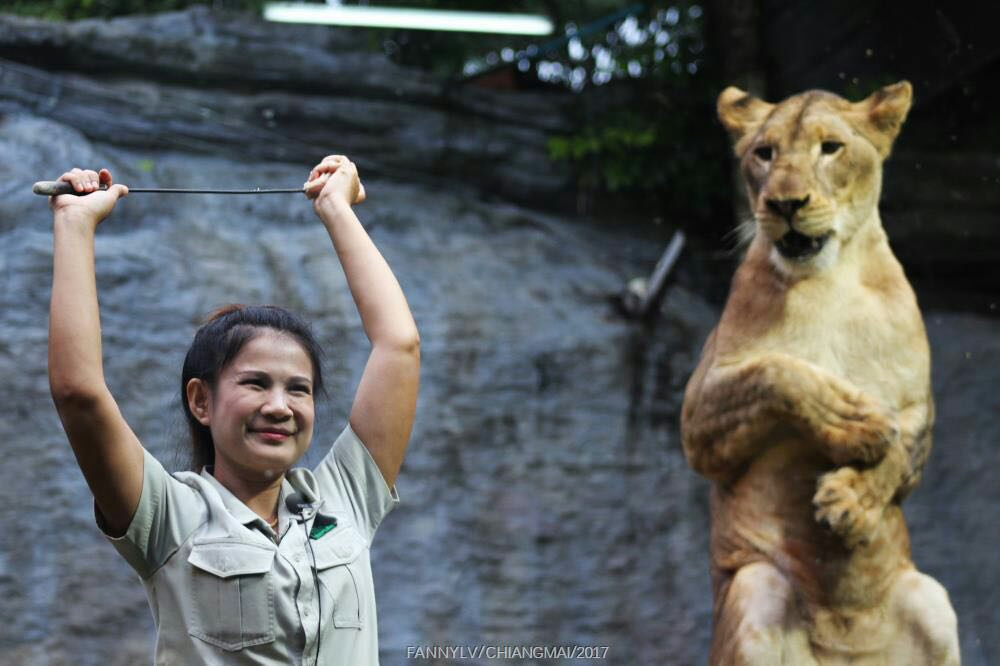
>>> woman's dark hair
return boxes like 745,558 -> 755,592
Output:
181,304 -> 325,471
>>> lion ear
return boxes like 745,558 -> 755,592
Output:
717,87 -> 773,146
856,80 -> 913,158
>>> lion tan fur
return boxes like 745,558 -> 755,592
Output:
681,82 -> 959,665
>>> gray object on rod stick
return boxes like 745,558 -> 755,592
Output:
33,181 -> 306,196
621,230 -> 686,317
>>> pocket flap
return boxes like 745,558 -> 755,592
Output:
188,541 -> 276,578
312,526 -> 365,569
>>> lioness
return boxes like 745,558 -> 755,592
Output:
681,82 -> 960,665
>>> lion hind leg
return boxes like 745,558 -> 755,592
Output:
711,562 -> 818,666
886,570 -> 960,665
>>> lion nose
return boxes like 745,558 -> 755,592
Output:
766,196 -> 810,221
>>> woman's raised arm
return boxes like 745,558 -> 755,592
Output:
48,168 -> 144,536
306,156 -> 420,488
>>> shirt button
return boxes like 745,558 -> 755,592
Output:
294,552 -> 303,562
303,607 -> 311,617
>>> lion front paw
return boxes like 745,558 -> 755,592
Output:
813,467 -> 884,548
816,388 -> 899,466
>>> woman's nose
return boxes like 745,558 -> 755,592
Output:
260,390 -> 293,417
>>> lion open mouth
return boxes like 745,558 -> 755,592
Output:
774,230 -> 832,260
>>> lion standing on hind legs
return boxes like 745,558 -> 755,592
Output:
680,81 -> 960,665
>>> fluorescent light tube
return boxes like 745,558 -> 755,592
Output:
264,3 -> 554,35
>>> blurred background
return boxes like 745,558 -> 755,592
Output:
0,1 -> 996,664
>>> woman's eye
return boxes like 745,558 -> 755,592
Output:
291,386 -> 312,395
821,141 -> 844,155
753,146 -> 773,161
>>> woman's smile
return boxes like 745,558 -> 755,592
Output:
251,428 -> 294,443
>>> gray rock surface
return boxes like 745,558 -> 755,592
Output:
0,9 -> 995,666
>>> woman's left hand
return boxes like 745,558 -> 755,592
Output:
304,155 -> 366,209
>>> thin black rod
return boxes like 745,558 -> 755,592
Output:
126,188 -> 305,194
32,180 -> 307,196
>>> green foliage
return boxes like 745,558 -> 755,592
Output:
549,118 -> 658,192
544,3 -> 729,221
548,99 -> 728,221
5,0 -> 264,20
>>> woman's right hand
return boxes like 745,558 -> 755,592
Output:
50,168 -> 128,226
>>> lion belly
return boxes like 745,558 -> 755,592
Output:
710,438 -> 912,608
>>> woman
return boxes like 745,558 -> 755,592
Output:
47,156 -> 420,664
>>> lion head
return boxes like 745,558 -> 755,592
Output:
717,82 -> 912,272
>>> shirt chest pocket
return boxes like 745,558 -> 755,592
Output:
187,540 -> 276,651
311,525 -> 367,629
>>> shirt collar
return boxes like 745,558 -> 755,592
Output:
200,466 -> 296,528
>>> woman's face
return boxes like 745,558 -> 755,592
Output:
193,329 -> 316,480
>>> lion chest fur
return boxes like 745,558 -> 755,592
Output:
719,229 -> 928,405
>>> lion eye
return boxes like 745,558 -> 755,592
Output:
821,141 -> 844,155
753,146 -> 773,161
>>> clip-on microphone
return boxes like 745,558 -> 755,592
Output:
285,493 -> 322,665
286,492 -> 312,520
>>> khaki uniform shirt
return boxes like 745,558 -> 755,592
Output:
101,425 -> 398,665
